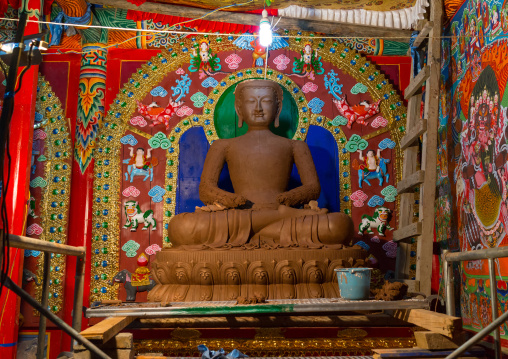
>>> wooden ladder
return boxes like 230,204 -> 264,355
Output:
393,0 -> 442,295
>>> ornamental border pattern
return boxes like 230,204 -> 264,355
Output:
91,31 -> 407,301
134,337 -> 416,356
34,74 -> 72,314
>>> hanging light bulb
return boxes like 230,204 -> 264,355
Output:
259,9 -> 272,47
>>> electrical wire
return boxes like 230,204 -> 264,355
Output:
14,42 -> 34,94
1,0 -> 256,56
2,14 -> 506,45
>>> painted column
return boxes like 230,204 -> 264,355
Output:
61,45 -> 107,352
51,0 -> 109,351
0,0 -> 41,357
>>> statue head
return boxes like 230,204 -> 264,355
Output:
234,79 -> 283,129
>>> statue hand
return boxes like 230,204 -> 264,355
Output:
276,192 -> 292,206
230,194 -> 248,207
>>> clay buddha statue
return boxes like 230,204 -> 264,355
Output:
149,80 -> 364,302
168,79 -> 354,249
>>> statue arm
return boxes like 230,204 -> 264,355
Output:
199,140 -> 247,208
277,141 -> 321,207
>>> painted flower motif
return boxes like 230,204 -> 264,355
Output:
26,223 -> 43,236
122,186 -> 141,197
145,244 -> 162,255
350,190 -> 368,207
302,82 -> 318,93
345,134 -> 368,152
176,105 -> 193,117
130,116 -> 147,127
272,54 -> 291,70
120,134 -> 138,146
122,240 -> 140,257
371,116 -> 388,128
225,54 -> 242,69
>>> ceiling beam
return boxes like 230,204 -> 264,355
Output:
89,0 -> 412,42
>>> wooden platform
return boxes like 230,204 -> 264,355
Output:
85,298 -> 430,318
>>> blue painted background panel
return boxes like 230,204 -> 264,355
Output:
304,125 -> 341,212
176,125 -> 339,213
177,127 -> 209,214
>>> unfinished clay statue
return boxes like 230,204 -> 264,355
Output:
168,79 -> 354,249
150,80 -> 363,302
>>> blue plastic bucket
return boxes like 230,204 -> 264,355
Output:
334,268 -> 372,300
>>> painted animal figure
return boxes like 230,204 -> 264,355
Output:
123,160 -> 154,182
109,269 -> 156,301
358,207 -> 394,236
358,158 -> 390,188
123,200 -> 156,231
136,98 -> 183,130
333,96 -> 382,129
22,269 -> 40,286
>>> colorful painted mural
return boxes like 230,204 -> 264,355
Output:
89,31 -> 409,302
441,0 -> 508,339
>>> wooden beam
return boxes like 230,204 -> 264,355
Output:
80,316 -> 135,343
397,170 -> 425,194
401,119 -> 427,150
404,65 -> 430,100
414,331 -> 467,350
89,0 -> 413,41
393,222 -> 422,242
406,21 -> 433,55
390,309 -> 462,338
135,313 -> 408,328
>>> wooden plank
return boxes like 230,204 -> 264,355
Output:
397,170 -> 425,194
405,94 -> 423,132
89,0 -> 412,41
74,333 -> 133,351
407,21 -> 434,56
417,0 -> 442,296
393,222 -> 422,242
80,316 -> 135,343
404,65 -> 430,100
401,119 -> 427,150
391,309 -> 462,338
135,314 -> 409,328
414,331 -> 467,350
395,146 -> 419,280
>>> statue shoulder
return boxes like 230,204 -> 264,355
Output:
291,138 -> 311,153
208,138 -> 231,152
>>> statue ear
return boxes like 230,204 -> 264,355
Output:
274,116 -> 280,128
238,116 -> 243,128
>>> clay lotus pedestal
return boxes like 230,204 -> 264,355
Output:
148,247 -> 367,302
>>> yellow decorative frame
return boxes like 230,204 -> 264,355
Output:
91,31 -> 407,301
33,74 -> 73,313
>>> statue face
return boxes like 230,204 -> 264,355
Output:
236,86 -> 279,128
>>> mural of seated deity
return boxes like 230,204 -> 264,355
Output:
149,79 -> 367,302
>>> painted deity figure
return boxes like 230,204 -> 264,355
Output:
192,41 -> 211,72
490,5 -> 502,36
292,43 -> 324,79
189,40 -> 221,78
357,148 -> 389,187
167,79 -> 354,249
124,147 -> 158,182
459,67 -> 507,249
128,147 -> 154,169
